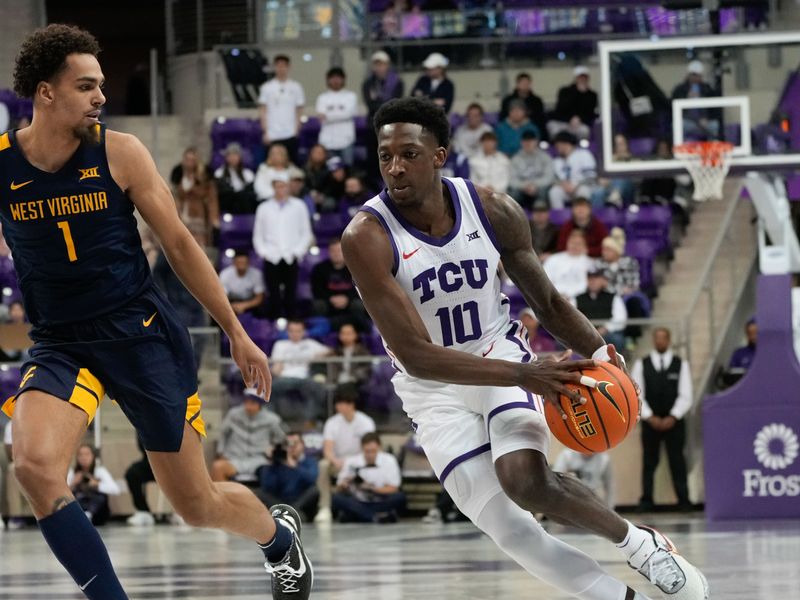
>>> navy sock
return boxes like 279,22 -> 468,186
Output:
258,519 -> 293,563
38,501 -> 128,599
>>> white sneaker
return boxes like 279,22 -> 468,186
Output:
628,526 -> 709,599
314,507 -> 332,524
127,511 -> 156,527
421,508 -> 442,524
169,513 -> 187,527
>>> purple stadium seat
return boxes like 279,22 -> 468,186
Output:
0,256 -> 18,289
312,213 -> 347,246
365,362 -> 401,415
594,206 -> 624,230
624,205 -> 671,253
628,137 -> 656,158
625,239 -> 657,293
548,208 -> 571,227
0,366 -> 22,404
219,214 -> 255,251
501,283 -> 527,317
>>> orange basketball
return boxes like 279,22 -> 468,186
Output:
544,362 -> 638,454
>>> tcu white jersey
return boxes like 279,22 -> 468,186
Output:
361,177 -> 512,370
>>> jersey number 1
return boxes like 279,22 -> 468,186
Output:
57,221 -> 78,262
435,301 -> 482,347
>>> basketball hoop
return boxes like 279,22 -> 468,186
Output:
673,141 -> 734,201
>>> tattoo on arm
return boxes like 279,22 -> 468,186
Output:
51,495 -> 73,514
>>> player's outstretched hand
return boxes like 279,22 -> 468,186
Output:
230,334 -> 272,400
521,350 -> 597,419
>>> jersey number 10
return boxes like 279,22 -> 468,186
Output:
435,301 -> 482,347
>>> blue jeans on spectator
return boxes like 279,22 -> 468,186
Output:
332,491 -> 407,523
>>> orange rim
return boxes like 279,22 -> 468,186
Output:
674,141 -> 734,167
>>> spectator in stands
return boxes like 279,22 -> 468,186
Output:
219,249 -> 266,316
258,54 -> 305,164
631,327 -> 694,511
543,229 -> 592,300
595,234 -> 646,338
556,197 -> 608,257
671,60 -> 720,140
311,237 -> 368,331
411,52 -> 455,114
574,269 -> 627,351
214,142 -> 257,215
553,449 -> 614,508
258,432 -> 319,522
451,102 -> 493,159
510,129 -> 555,209
495,101 -> 540,157
316,67 -> 358,166
612,53 -> 670,140
549,131 -> 599,209
321,156 -> 348,212
518,307 -> 556,354
304,143 -> 330,206
469,131 -> 510,194
639,139 -> 680,204
68,444 -> 120,526
333,432 -> 405,523
0,222 -> 10,256
0,99 -> 8,133
288,165 -> 308,203
254,143 -> 295,202
594,134 -> 636,208
252,171 -> 313,319
529,201 -> 559,260
331,323 -> 373,385
547,66 -> 598,141
125,438 -> 156,527
363,51 -> 404,182
172,147 -> 219,247
270,319 -> 331,422
211,388 -> 286,483
316,384 -> 377,523
442,143 -> 471,180
500,72 -> 546,138
341,176 -> 374,218
729,319 -> 757,371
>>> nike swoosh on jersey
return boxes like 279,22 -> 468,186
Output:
79,575 -> 98,591
10,180 -> 33,191
143,312 -> 157,327
402,247 -> 421,259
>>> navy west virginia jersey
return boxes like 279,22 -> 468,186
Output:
0,124 -> 151,326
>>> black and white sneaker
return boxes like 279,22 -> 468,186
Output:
264,504 -> 313,599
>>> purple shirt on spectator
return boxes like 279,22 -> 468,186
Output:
729,344 -> 756,370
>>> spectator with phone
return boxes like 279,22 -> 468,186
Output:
258,432 -> 320,522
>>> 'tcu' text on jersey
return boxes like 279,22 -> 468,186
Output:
412,259 -> 490,304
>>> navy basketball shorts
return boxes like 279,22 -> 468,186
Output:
1,285 -> 205,452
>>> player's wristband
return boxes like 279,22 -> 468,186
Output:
592,344 -> 626,366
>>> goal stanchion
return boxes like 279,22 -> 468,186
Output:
673,141 -> 734,201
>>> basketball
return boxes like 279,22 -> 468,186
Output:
544,362 -> 638,454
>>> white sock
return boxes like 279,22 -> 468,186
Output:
616,521 -> 655,562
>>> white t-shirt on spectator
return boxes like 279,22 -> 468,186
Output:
258,78 -> 305,141
543,251 -> 593,299
66,466 -> 121,496
316,89 -> 358,150
271,337 -> 329,379
253,165 -> 289,201
337,450 -> 401,488
322,411 -> 376,459
219,265 -> 265,301
553,148 -> 597,185
452,123 -> 493,159
0,103 -> 9,134
468,151 -> 511,194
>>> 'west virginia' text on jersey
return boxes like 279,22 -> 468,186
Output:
0,125 -> 151,326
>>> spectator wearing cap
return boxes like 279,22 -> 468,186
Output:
254,143 -> 297,202
495,100 -> 541,157
215,142 -> 257,214
211,388 -> 287,483
316,67 -> 358,167
311,237 -> 369,331
518,308 -> 557,354
529,201 -> 559,260
451,103 -> 493,159
258,54 -> 305,164
500,72 -> 547,139
556,197 -> 608,257
547,66 -> 598,141
411,52 -> 455,114
671,60 -> 721,139
549,131 -> 600,209
363,51 -> 404,180
219,250 -> 266,316
468,131 -> 510,195
509,129 -> 555,209
252,170 -> 313,319
729,319 -> 757,371
595,235 -> 641,297
287,165 -> 308,203
543,229 -> 592,300
320,156 -> 348,211
574,268 -> 627,351
315,384 -> 376,523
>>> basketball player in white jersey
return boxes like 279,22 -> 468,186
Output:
342,98 -> 708,600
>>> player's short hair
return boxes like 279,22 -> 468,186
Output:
14,24 -> 101,99
373,97 -> 450,148
361,432 -> 381,447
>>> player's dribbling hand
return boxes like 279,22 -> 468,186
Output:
521,349 -> 597,420
230,334 -> 272,400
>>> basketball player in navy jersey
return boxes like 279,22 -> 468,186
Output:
0,25 -> 311,599
342,97 -> 708,600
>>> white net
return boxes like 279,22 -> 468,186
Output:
673,141 -> 734,201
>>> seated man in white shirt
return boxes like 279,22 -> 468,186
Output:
543,229 -> 593,301
270,319 -> 331,423
468,131 -> 510,194
218,250 -> 266,316
332,432 -> 405,523
315,384 -> 376,523
548,130 -> 599,209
